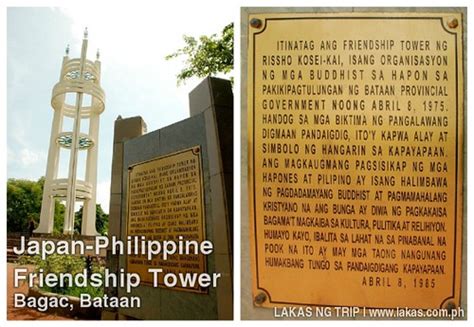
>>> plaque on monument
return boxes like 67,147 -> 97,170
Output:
248,12 -> 464,309
126,146 -> 207,293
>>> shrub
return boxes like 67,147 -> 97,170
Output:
19,254 -> 104,297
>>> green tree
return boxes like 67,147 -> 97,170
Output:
7,178 -> 43,232
166,23 -> 233,84
53,200 -> 66,234
7,177 -> 66,234
74,204 -> 109,235
7,177 -> 109,235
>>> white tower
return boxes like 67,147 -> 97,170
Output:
35,29 -> 105,235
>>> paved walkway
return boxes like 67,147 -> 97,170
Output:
7,263 -> 72,320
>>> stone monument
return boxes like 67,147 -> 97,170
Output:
103,77 -> 233,320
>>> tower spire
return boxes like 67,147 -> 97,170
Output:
84,27 -> 88,39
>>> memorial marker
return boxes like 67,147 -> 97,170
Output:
248,12 -> 464,309
111,77 -> 233,320
126,146 -> 207,293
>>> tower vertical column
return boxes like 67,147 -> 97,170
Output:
64,33 -> 87,234
35,55 -> 67,234
35,102 -> 63,234
82,112 -> 100,235
82,58 -> 102,235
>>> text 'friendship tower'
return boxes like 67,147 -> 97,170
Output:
36,29 -> 105,235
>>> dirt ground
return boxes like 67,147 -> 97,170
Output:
7,263 -> 72,320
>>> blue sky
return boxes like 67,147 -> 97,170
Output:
7,6 -> 234,212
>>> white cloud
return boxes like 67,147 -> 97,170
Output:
7,146 -> 16,165
7,146 -> 47,180
18,148 -> 46,167
20,148 -> 39,166
96,180 -> 110,214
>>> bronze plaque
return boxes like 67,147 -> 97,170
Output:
248,12 -> 464,309
126,146 -> 207,293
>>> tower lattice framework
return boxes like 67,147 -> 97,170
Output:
36,29 -> 105,235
